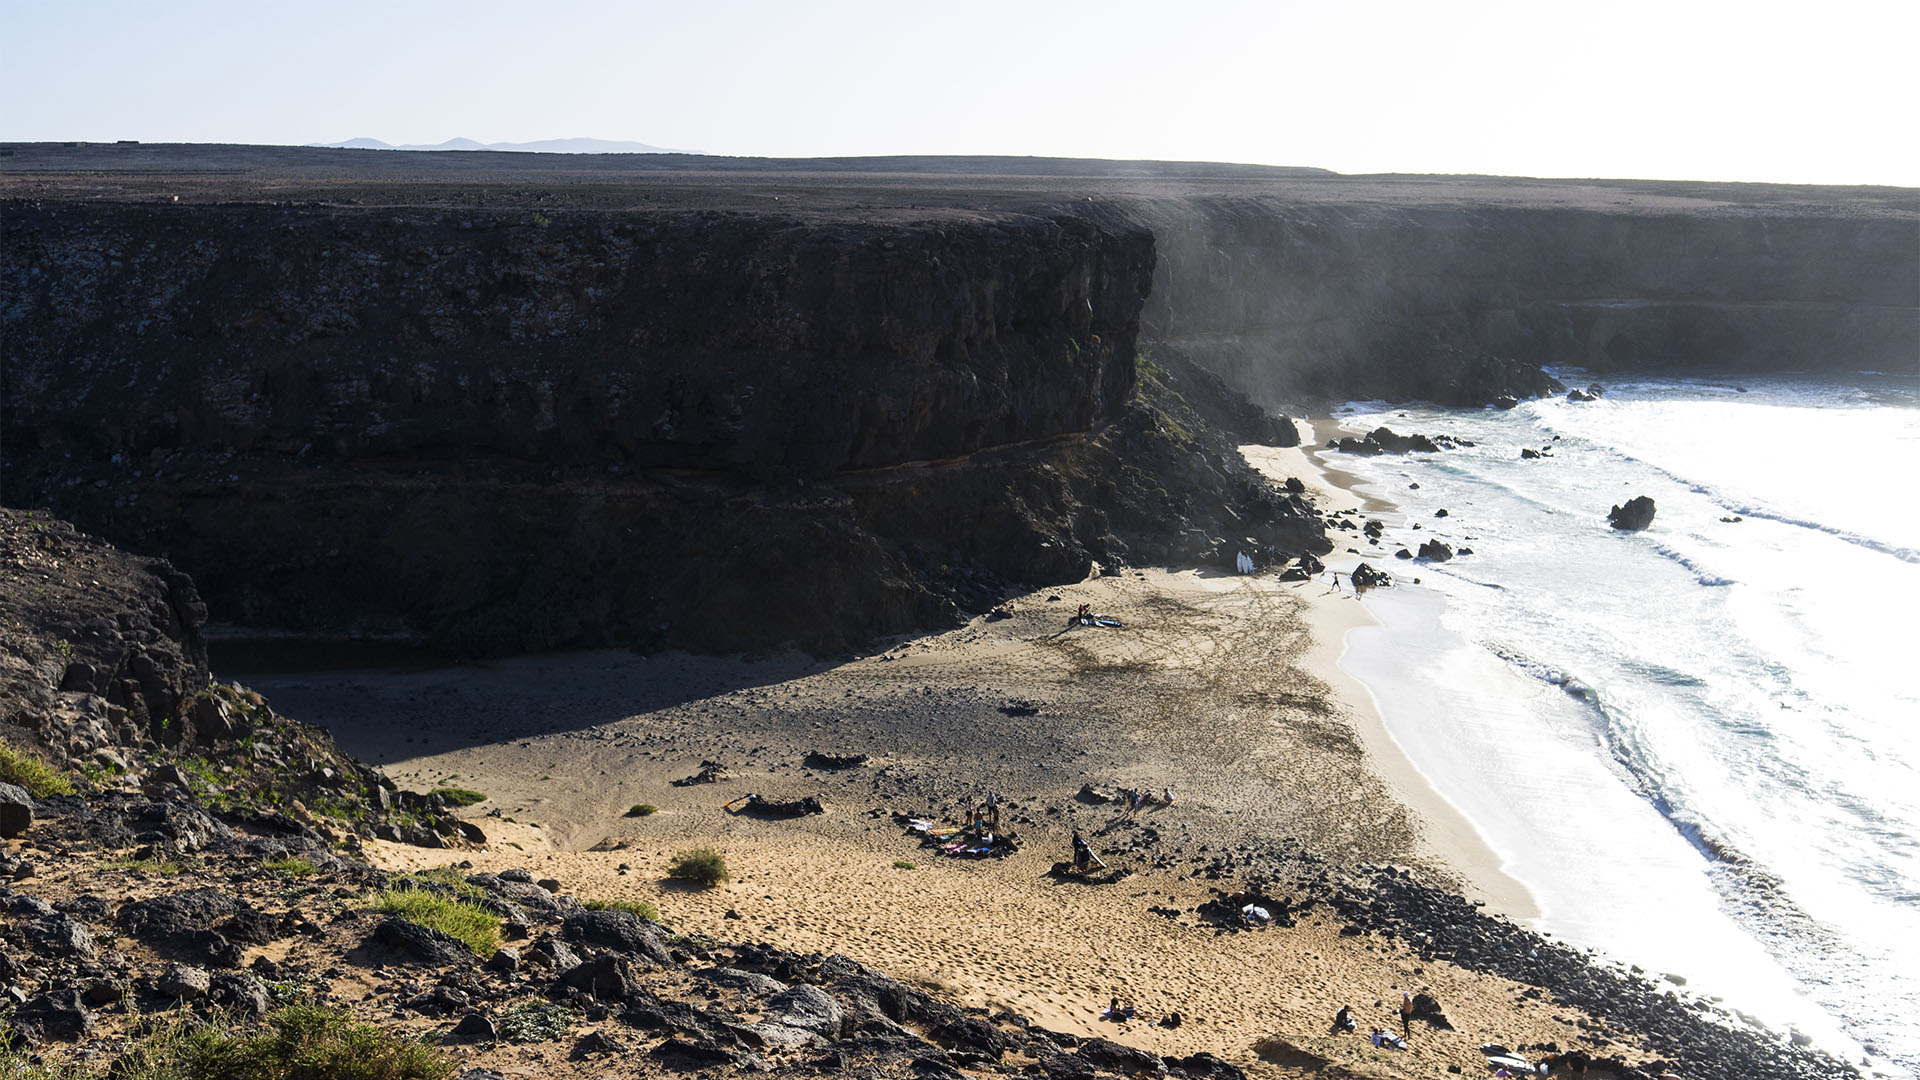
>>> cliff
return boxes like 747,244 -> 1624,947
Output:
3,188 -> 1322,654
1126,189 -> 1919,408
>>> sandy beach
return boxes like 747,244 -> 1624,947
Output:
247,440 -> 1610,1077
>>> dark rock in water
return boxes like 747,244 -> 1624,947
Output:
1608,496 -> 1657,531
1434,508 -> 1448,517
1494,394 -> 1519,410
803,750 -> 869,770
1351,564 -> 1393,590
1393,548 -> 1413,560
1521,447 -> 1542,459
0,783 -> 33,838
1568,385 -> 1603,402
370,917 -> 477,967
1417,540 -> 1454,562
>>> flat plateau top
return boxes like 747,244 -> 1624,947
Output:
3,143 -> 1913,221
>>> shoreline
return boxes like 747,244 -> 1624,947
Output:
1242,426 -> 1538,919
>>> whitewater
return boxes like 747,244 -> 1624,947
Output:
1318,372 -> 1920,1076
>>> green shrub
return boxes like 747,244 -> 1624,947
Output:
892,859 -> 915,870
263,855 -> 316,876
107,855 -> 185,875
366,890 -> 499,957
0,740 -> 74,797
624,803 -> 657,817
666,848 -> 729,887
62,1003 -> 451,1080
430,787 -> 486,807
582,897 -> 659,921
494,1000 -> 576,1043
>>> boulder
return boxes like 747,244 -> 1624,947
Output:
450,1011 -> 497,1041
1417,540 -> 1454,562
15,988 -> 91,1041
564,909 -> 669,963
561,954 -> 638,1001
369,917 -> 477,967
1350,563 -> 1393,590
209,972 -> 270,1017
764,984 -> 843,1038
1608,496 -> 1657,531
0,782 -> 32,838
157,963 -> 211,1001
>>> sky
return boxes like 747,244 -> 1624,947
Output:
5,0 -> 1918,186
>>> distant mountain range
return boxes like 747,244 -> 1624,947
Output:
314,137 -> 697,155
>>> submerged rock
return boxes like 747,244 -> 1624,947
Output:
1608,496 -> 1657,531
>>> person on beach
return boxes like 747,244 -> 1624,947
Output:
1071,830 -> 1092,873
1399,991 -> 1413,1035
1330,1004 -> 1355,1034
1161,786 -> 1173,806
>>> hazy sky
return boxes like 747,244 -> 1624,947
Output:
6,0 -> 1917,186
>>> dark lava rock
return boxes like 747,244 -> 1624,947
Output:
117,888 -> 240,958
208,972 -> 270,1017
156,962 -> 211,1001
1168,1052 -> 1245,1080
1608,495 -> 1657,531
699,967 -> 786,996
451,1011 -> 497,1041
765,983 -> 843,1038
1521,447 -> 1542,459
650,1036 -> 768,1072
1417,540 -> 1454,562
525,936 -> 582,972
563,909 -> 669,963
931,1015 -> 1009,1059
1079,1035 -> 1167,1076
29,915 -> 95,959
561,954 -> 639,1002
15,988 -> 90,1042
0,783 -> 33,838
1410,992 -> 1453,1030
803,750 -> 869,769
1494,394 -> 1520,409
1350,563 -> 1393,590
370,917 -> 477,966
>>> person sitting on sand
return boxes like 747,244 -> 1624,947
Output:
1161,786 -> 1173,806
1330,1004 -> 1355,1034
1101,997 -> 1134,1021
1367,1027 -> 1407,1050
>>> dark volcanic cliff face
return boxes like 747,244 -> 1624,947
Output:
9,202 -> 1259,653
5,204 -> 1141,478
1129,195 -> 1920,407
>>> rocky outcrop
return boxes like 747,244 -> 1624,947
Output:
0,509 -> 208,753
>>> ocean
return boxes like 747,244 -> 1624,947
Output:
1316,372 -> 1920,1076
